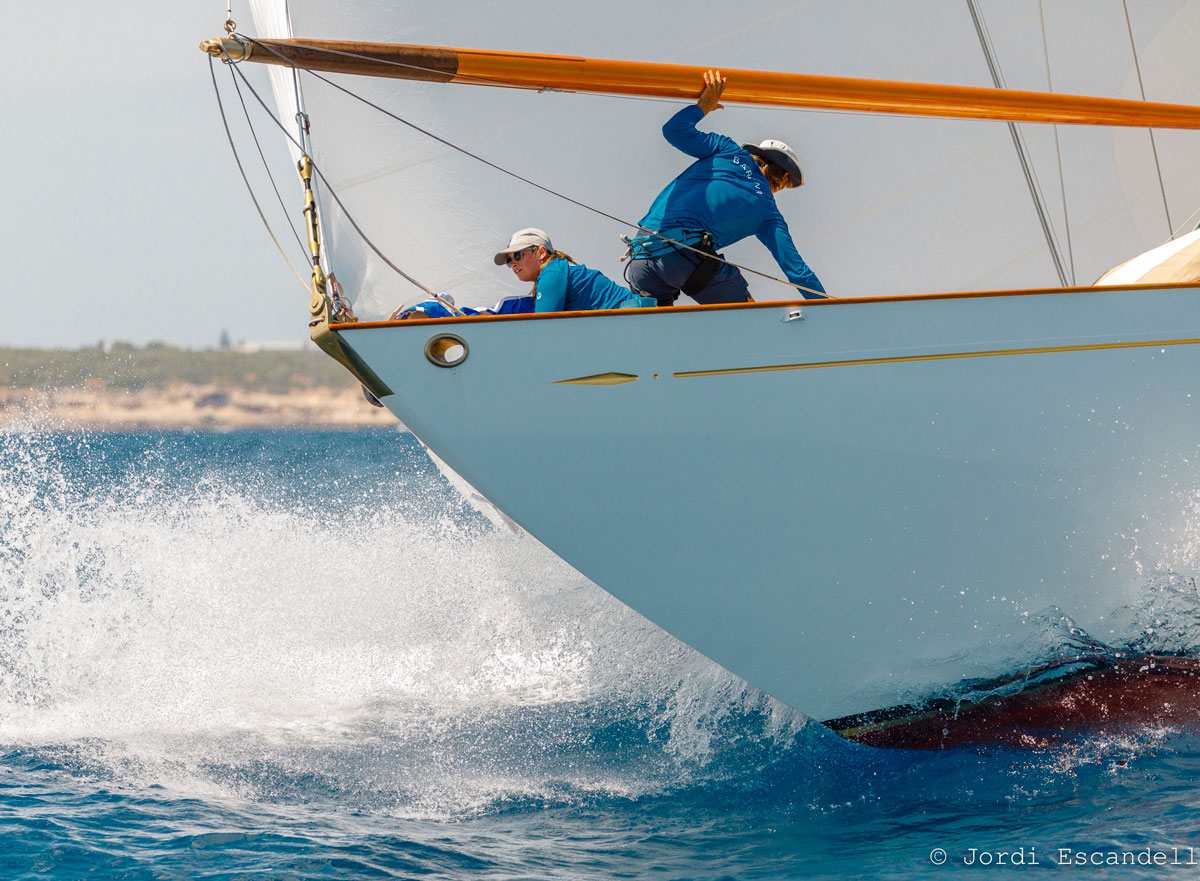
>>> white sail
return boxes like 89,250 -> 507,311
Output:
247,0 -> 1200,317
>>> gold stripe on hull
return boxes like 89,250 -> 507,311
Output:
675,336 -> 1200,379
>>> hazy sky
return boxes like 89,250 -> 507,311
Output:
4,2 -> 301,350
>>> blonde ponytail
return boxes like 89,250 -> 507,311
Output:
530,249 -> 575,296
540,249 -> 574,267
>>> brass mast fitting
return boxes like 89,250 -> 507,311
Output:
200,36 -> 253,62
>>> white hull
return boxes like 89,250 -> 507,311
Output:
340,287 -> 1200,721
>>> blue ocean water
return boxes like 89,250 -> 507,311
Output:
3,426 -> 1200,879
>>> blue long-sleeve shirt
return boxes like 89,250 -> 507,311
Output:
534,258 -> 631,312
638,105 -> 825,296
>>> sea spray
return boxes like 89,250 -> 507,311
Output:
0,428 -> 819,818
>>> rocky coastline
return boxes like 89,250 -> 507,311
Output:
0,384 -> 397,431
1,345 -> 401,431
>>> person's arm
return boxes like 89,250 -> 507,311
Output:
661,69 -> 738,159
534,259 -> 568,312
756,212 -> 827,298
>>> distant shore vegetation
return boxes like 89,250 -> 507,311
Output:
2,342 -> 353,393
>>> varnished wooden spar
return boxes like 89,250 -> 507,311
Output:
202,35 -> 1200,130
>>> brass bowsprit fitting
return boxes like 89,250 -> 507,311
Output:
298,156 -> 355,324
298,155 -> 329,325
298,155 -> 393,399
299,157 -> 354,322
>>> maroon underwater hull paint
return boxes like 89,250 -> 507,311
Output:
836,657 -> 1200,750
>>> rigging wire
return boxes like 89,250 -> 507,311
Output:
225,63 -> 310,263
1121,0 -> 1174,241
239,35 -> 826,298
1037,0 -> 1075,286
966,0 -> 1070,288
227,61 -> 438,298
208,55 -> 309,293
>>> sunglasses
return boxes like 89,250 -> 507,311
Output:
504,248 -> 533,265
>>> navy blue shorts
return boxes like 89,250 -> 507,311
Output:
625,250 -> 751,307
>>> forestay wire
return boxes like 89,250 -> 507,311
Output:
236,34 -> 828,299
225,63 -> 310,262
208,55 -> 309,292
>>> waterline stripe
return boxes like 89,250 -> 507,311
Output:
674,336 -> 1200,378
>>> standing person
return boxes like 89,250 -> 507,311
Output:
494,228 -> 631,313
625,69 -> 826,306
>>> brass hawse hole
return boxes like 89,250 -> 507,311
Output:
424,333 -> 469,368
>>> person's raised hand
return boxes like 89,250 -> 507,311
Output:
697,69 -> 726,115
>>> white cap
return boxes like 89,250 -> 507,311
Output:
742,139 -> 804,187
494,228 -> 553,265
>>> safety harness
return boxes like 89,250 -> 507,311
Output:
622,228 -> 723,296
